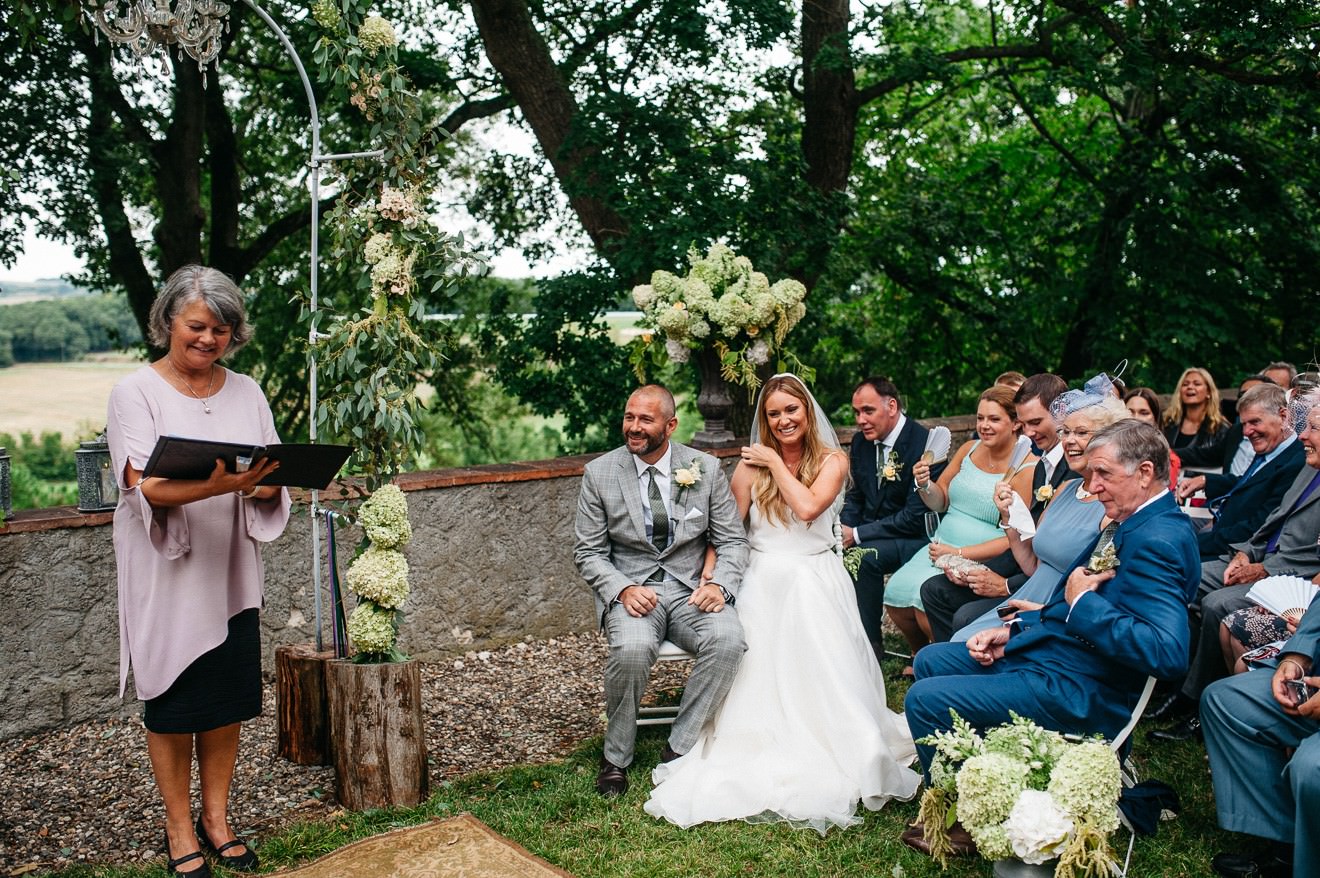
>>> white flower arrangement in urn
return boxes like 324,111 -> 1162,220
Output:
916,711 -> 1124,876
344,483 -> 413,662
629,242 -> 810,389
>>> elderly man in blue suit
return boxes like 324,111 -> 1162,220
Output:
902,421 -> 1199,853
1201,589 -> 1320,878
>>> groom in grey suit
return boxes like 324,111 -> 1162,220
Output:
574,385 -> 749,796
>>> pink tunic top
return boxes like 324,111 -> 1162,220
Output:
107,365 -> 291,700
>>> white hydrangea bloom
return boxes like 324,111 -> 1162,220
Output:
745,339 -> 771,365
363,232 -> 392,265
347,601 -> 397,653
632,284 -> 656,310
665,338 -> 690,363
956,752 -> 1027,832
1048,741 -> 1122,831
359,483 -> 412,548
345,545 -> 410,608
357,14 -> 397,56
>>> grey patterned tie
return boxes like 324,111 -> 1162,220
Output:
1095,520 -> 1119,554
646,466 -> 669,551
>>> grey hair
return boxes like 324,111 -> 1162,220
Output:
1086,419 -> 1171,483
147,265 -> 252,355
1237,383 -> 1290,420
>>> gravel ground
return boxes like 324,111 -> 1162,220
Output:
0,633 -> 692,875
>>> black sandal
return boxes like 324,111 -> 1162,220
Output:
164,832 -> 213,877
195,817 -> 258,872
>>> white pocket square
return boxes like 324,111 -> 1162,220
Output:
683,508 -> 705,521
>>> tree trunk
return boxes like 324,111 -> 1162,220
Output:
325,659 -> 429,810
468,0 -> 629,256
801,0 -> 856,197
275,644 -> 334,766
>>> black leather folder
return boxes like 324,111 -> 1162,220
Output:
142,435 -> 354,489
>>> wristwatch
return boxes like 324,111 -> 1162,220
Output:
719,586 -> 735,606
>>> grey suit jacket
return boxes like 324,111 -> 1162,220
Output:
574,441 -> 749,625
1231,464 -> 1320,579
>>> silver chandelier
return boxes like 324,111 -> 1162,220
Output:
83,0 -> 232,74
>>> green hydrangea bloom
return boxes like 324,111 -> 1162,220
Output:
346,545 -> 410,608
359,483 -> 412,548
311,0 -> 341,30
357,14 -> 397,56
956,752 -> 1027,832
347,601 -> 396,654
967,822 -> 1014,861
1048,741 -> 1122,831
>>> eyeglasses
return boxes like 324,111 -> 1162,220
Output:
1058,427 -> 1094,439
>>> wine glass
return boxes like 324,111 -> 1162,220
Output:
924,511 -> 940,543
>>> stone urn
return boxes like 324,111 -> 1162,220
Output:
690,347 -> 737,448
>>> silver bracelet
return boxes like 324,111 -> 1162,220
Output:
1280,658 -> 1310,676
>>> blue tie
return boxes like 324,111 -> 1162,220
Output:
1209,454 -> 1267,520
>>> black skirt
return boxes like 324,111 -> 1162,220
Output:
144,608 -> 262,734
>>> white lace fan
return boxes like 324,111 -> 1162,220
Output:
1245,575 -> 1319,622
921,426 -> 952,465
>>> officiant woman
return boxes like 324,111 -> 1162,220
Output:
106,265 -> 290,877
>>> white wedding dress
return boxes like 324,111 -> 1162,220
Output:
644,501 -> 921,835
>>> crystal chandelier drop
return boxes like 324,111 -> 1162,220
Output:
82,0 -> 232,77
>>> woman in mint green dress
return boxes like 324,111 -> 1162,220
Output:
883,385 -> 1037,663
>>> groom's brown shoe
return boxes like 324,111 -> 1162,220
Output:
595,757 -> 628,797
660,745 -> 683,764
900,821 -> 977,857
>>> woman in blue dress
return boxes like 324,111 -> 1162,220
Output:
953,378 -> 1130,641
884,385 -> 1036,664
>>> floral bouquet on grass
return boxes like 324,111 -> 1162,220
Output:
917,712 -> 1122,876
345,484 -> 413,662
629,242 -> 809,389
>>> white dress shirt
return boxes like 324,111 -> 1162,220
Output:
633,444 -> 674,545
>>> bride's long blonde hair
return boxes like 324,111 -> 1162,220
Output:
752,375 -> 840,526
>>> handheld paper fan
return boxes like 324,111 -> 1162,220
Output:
1245,575 -> 1319,622
921,426 -> 952,465
1004,435 -> 1034,478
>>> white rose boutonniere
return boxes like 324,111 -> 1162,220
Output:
1035,484 -> 1055,503
673,464 -> 702,495
880,449 -> 904,483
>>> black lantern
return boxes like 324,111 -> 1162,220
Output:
75,435 -> 119,512
0,446 -> 11,518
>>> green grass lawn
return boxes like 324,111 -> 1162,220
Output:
45,666 -> 1241,878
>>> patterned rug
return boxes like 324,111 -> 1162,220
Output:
274,814 -> 575,878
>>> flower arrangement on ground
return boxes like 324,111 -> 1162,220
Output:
916,711 -> 1123,876
629,242 -> 809,389
345,483 -> 413,662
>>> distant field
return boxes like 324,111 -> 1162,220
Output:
0,356 -> 144,440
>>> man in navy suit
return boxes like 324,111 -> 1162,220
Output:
1177,382 -> 1303,561
1151,394 -> 1320,742
1201,589 -> 1320,878
841,377 -> 945,658
904,420 -> 1200,777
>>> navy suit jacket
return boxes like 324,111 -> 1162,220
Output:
841,417 -> 946,543
1198,440 -> 1306,559
1002,492 -> 1200,737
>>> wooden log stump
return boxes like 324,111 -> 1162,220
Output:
325,658 -> 429,810
275,644 -> 334,766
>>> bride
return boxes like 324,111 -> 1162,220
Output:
644,374 -> 920,834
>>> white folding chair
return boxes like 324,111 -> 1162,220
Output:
1108,675 -> 1158,877
636,640 -> 695,726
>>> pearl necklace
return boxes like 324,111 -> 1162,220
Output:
167,359 -> 216,414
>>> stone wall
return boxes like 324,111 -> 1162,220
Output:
0,416 -> 975,741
